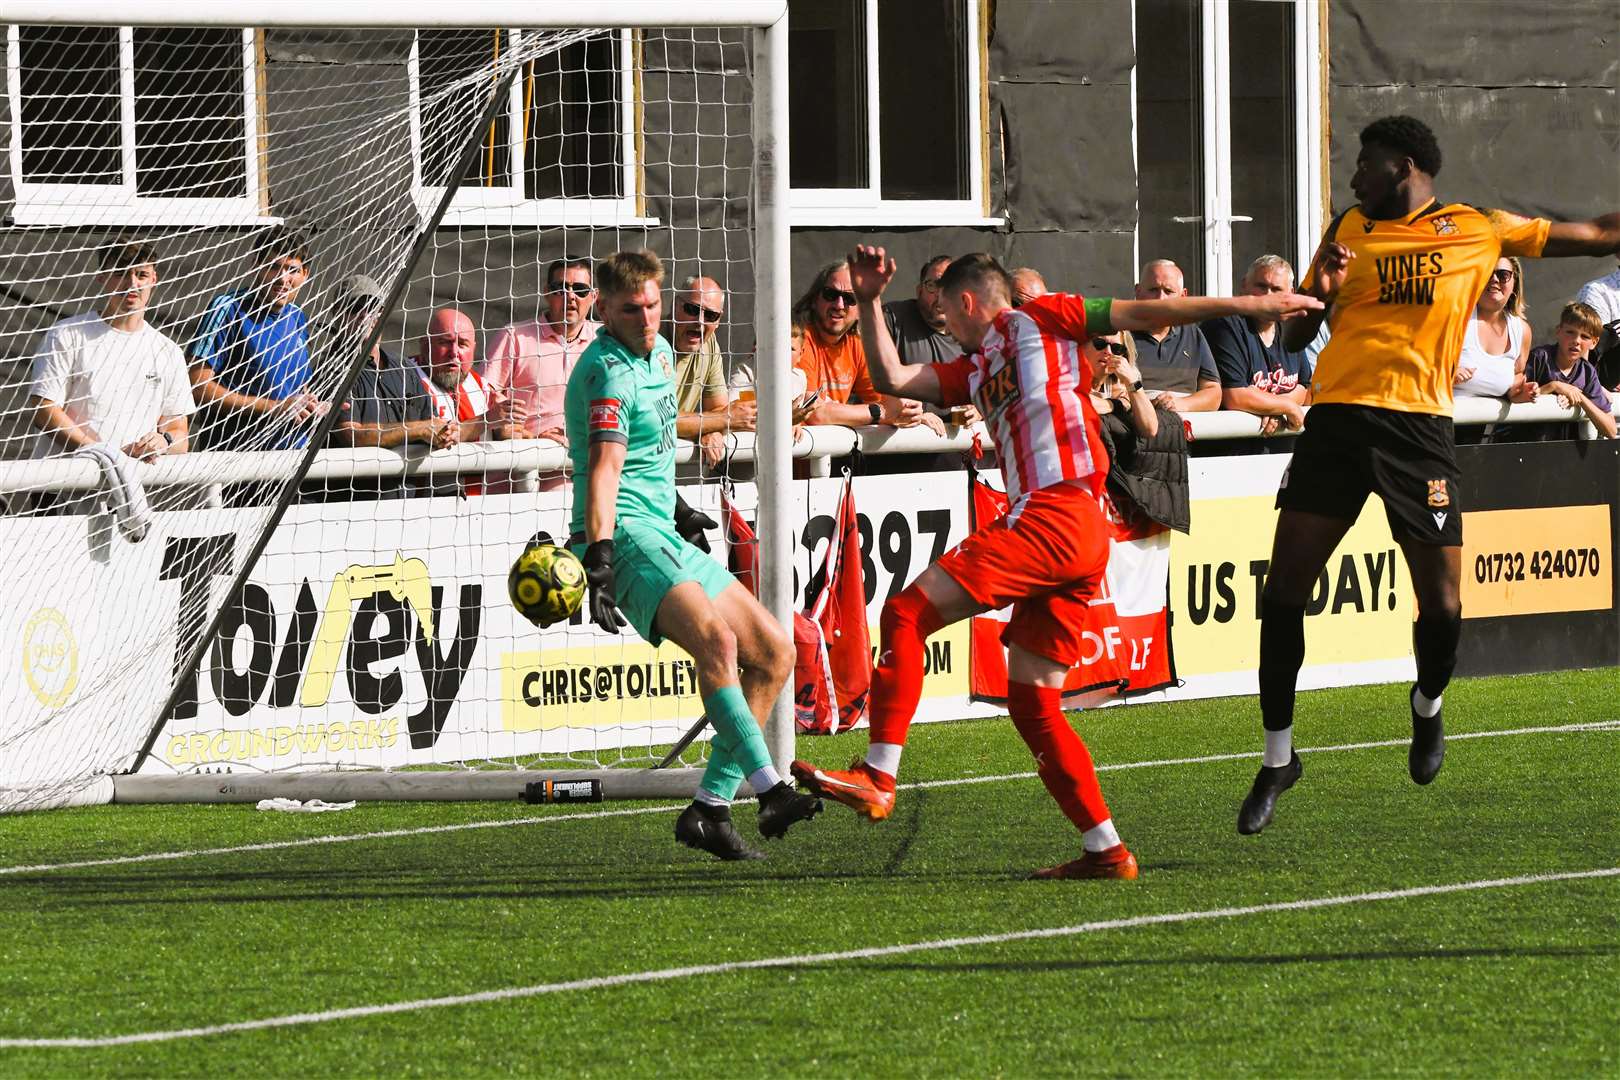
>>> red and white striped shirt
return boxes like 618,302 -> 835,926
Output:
931,293 -> 1109,507
419,368 -> 491,423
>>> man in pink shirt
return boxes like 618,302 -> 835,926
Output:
484,256 -> 601,444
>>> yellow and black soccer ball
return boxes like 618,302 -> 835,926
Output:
508,535 -> 586,627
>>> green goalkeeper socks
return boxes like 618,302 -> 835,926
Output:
698,685 -> 772,801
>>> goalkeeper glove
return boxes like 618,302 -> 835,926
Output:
673,494 -> 718,553
583,539 -> 627,633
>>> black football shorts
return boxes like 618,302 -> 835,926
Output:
1275,403 -> 1462,546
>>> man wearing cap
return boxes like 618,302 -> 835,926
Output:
328,273 -> 453,498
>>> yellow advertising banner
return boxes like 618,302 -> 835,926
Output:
1460,505 -> 1613,619
499,621 -> 970,731
1170,496 -> 1414,676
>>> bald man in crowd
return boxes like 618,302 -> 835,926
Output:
1010,267 -> 1048,307
669,275 -> 753,470
1130,259 -> 1221,412
413,307 -> 522,494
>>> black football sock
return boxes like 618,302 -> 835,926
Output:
1412,611 -> 1461,703
1258,598 -> 1307,735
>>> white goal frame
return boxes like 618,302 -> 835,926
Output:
6,0 -> 794,806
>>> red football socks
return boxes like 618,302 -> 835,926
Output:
1007,681 -> 1110,832
866,586 -> 948,750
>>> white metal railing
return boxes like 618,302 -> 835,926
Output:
0,398 -> 1609,495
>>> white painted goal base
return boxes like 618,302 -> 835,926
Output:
112,768 -> 718,805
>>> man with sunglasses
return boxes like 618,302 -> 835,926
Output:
790,261 -> 936,432
792,247 -> 1321,880
668,276 -> 753,471
484,256 -> 600,473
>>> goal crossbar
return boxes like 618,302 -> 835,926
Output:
3,1 -> 788,30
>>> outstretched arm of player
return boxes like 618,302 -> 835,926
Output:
849,245 -> 947,405
1541,213 -> 1620,258
1110,290 -> 1324,337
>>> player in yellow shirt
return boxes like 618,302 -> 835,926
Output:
1239,115 -> 1620,835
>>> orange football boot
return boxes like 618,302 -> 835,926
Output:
790,758 -> 896,821
1029,844 -> 1139,880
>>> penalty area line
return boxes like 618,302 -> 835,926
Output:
2,865 -> 1616,1049
2,719 -> 1613,878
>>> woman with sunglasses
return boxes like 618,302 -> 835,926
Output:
1087,332 -> 1193,537
1085,332 -> 1157,439
1456,256 -> 1531,403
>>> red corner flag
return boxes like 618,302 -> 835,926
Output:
809,475 -> 872,733
723,480 -> 871,734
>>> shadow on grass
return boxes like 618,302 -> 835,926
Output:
829,943 -> 1618,973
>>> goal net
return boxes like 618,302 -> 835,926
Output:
0,5 -> 793,811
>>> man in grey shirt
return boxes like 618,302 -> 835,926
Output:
882,254 -> 962,371
1129,259 -> 1222,413
879,254 -> 968,470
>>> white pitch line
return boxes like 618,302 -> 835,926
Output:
900,719 -> 1620,790
3,719 -> 1614,878
3,865 -> 1616,1049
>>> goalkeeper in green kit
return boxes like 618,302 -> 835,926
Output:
564,249 -> 822,860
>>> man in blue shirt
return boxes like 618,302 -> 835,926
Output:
1204,254 -> 1314,436
188,226 -> 328,453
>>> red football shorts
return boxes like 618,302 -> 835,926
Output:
936,481 -> 1109,667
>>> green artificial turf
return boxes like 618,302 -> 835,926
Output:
0,670 -> 1614,1077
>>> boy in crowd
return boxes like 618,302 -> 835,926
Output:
1524,301 -> 1617,439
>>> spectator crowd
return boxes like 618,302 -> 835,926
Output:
20,229 -> 1620,512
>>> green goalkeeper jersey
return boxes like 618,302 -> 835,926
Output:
564,326 -> 680,534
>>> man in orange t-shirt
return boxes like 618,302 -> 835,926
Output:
793,260 -> 941,432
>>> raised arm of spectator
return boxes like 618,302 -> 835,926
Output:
849,245 -> 946,405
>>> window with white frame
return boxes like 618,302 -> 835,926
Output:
5,24 -> 264,227
1133,0 -> 1324,296
411,29 -> 648,227
788,0 -> 995,226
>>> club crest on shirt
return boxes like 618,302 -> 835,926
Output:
659,351 -> 673,378
1431,214 -> 1458,236
1426,479 -> 1450,508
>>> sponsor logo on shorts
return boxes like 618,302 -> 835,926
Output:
1426,479 -> 1450,508
1432,214 -> 1458,236
1432,511 -> 1448,531
589,398 -> 622,431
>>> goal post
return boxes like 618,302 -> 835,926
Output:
0,3 -> 794,809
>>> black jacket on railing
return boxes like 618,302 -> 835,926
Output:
1097,405 -> 1191,535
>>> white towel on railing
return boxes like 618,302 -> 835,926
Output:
72,444 -> 153,543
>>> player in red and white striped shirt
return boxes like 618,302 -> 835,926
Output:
793,248 -> 1321,879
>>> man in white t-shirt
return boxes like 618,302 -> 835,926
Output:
1576,256 -> 1620,327
30,239 -> 195,461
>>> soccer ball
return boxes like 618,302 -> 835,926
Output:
509,539 -> 586,627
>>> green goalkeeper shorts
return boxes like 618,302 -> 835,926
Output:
572,516 -> 736,646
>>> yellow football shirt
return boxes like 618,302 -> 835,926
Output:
1310,200 -> 1550,416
